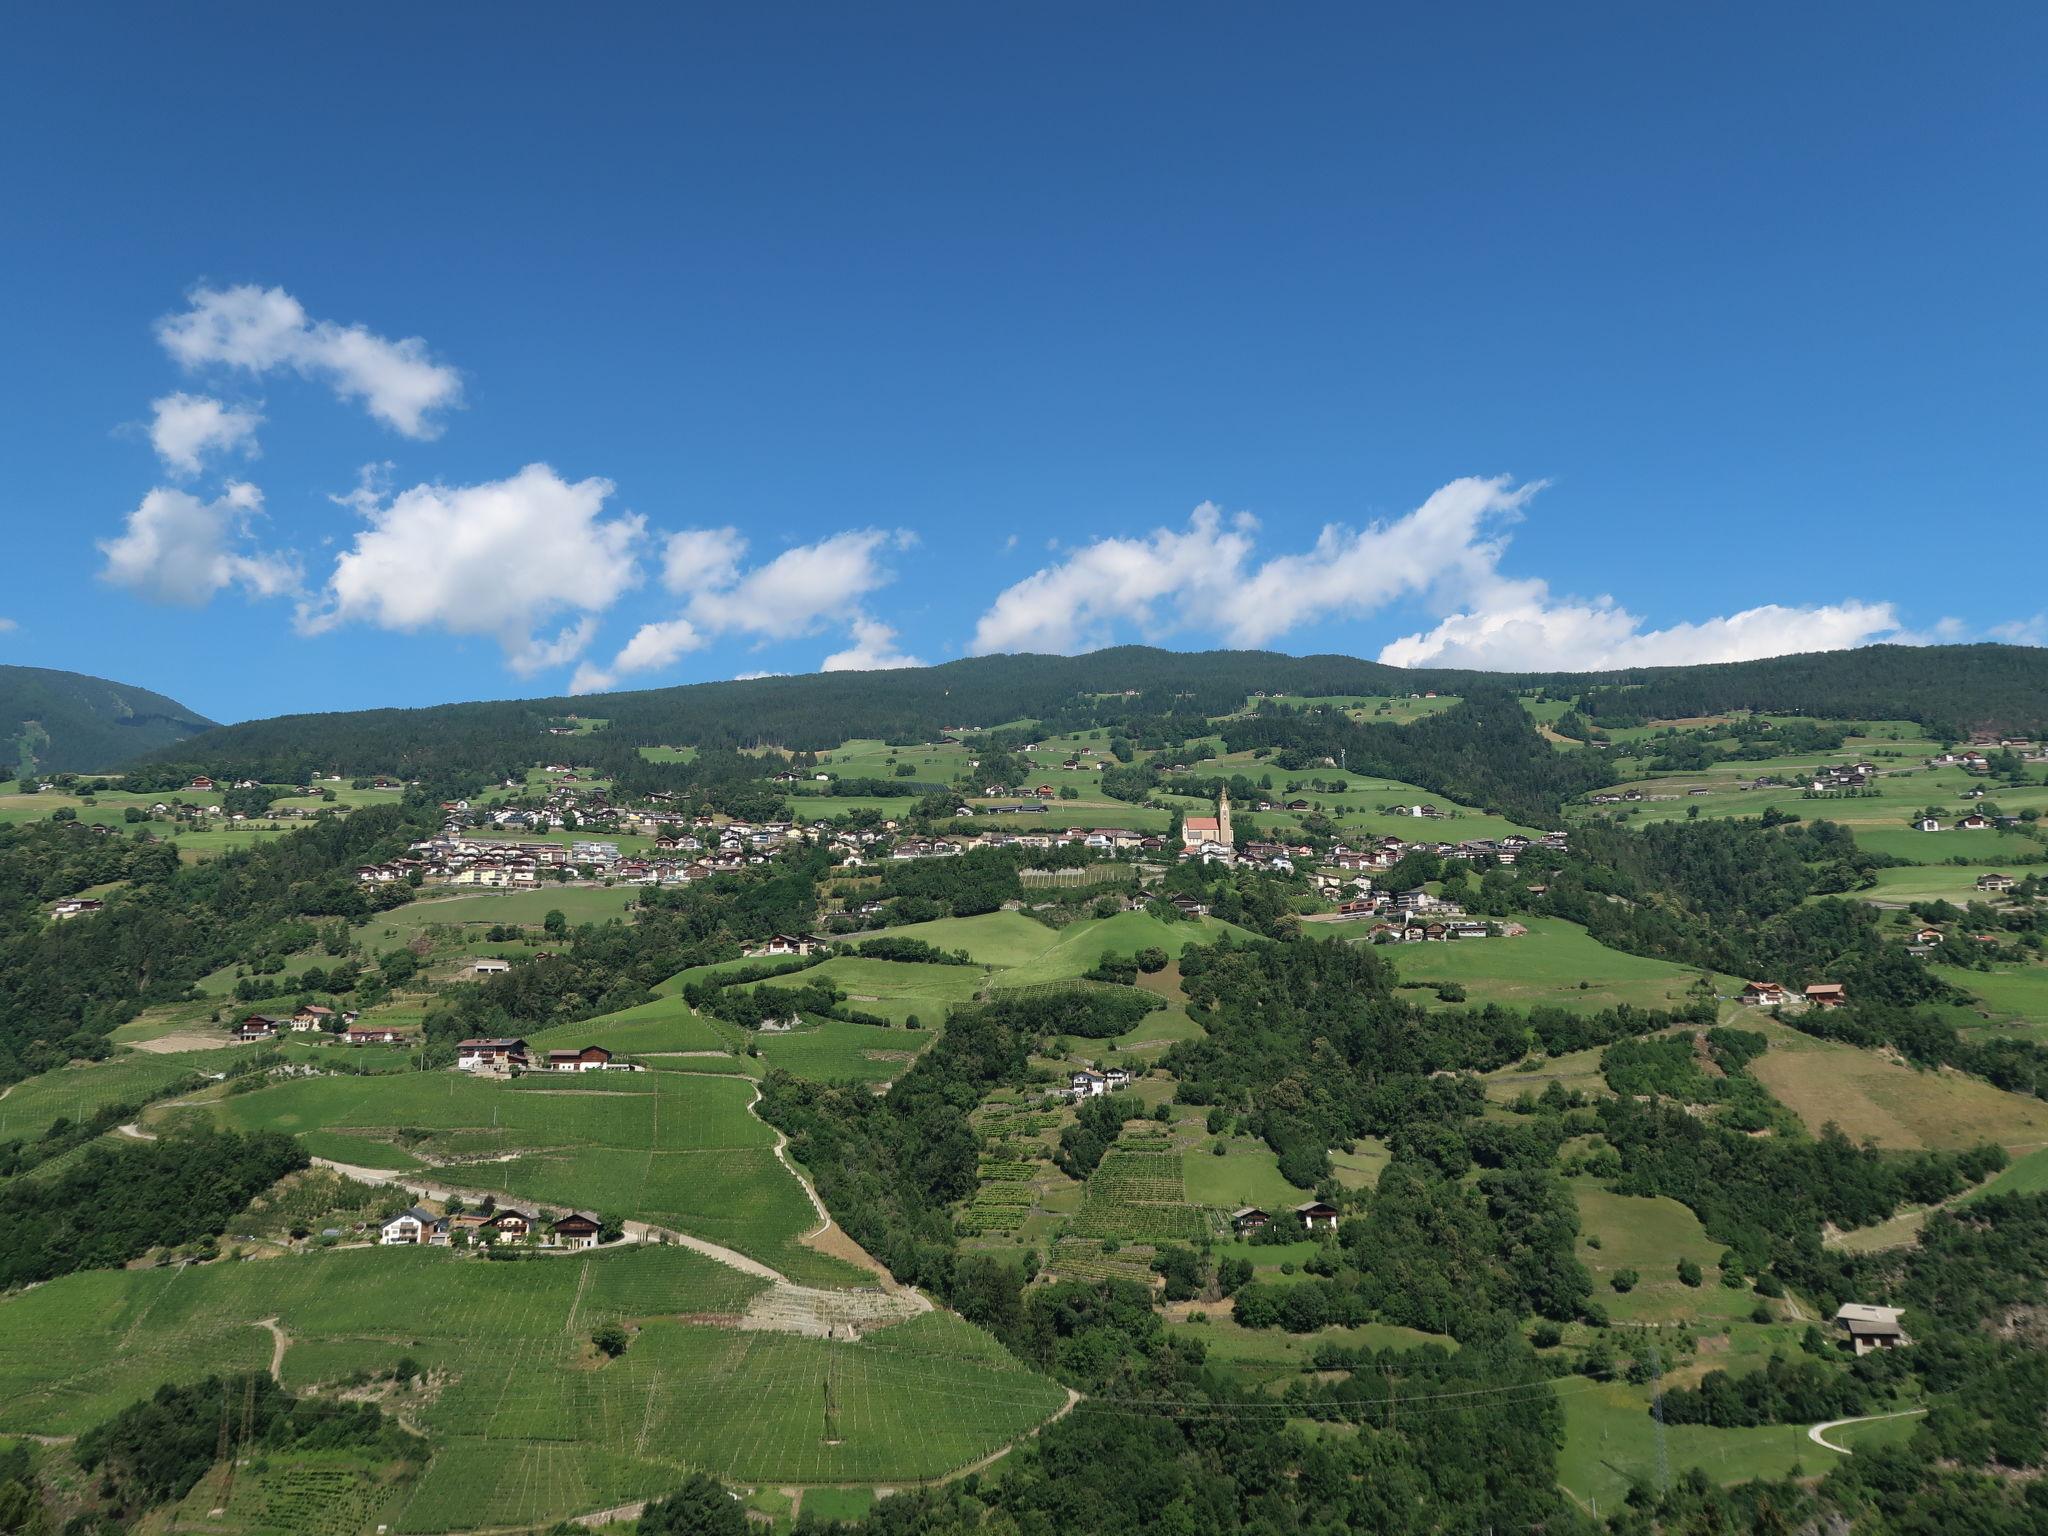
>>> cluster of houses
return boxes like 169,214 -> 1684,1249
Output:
1810,762 -> 1879,792
1232,1201 -> 1341,1235
1067,1065 -> 1133,1098
453,1038 -> 639,1075
231,1005 -> 406,1045
379,1204 -> 605,1249
1739,980 -> 1846,1010
1915,812 -> 2026,834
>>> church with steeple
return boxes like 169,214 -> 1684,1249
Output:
1180,787 -> 1232,850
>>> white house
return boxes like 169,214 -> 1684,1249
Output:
380,1206 -> 442,1245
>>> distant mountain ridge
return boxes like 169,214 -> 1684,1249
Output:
0,665 -> 217,775
146,642 -> 2048,785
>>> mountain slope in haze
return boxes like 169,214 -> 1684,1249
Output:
147,642 -> 2048,788
0,665 -> 217,775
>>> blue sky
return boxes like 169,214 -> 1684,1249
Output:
2,6 -> 2043,724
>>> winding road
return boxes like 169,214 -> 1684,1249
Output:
1808,1407 -> 1926,1455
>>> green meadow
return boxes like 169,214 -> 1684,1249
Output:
1381,918 -> 1716,1014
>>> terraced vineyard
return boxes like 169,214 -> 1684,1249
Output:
0,1246 -> 1066,1527
1067,1146 -> 1209,1242
209,1066 -> 865,1286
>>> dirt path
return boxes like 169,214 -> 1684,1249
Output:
1809,1407 -> 1925,1454
936,1387 -> 1083,1484
255,1317 -> 288,1381
743,1084 -> 912,1296
116,1121 -> 156,1140
307,1156 -> 924,1338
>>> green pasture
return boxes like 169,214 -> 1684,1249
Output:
1570,1179 -> 1752,1326
747,955 -> 985,1026
876,912 -> 1067,968
524,993 -> 740,1055
1557,1377 -> 1843,1511
990,912 -> 1252,989
1182,1139 -> 1304,1212
1382,918 -> 1714,1014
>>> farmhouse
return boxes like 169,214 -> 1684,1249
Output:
1976,873 -> 2017,892
1294,1200 -> 1340,1233
1068,1067 -> 1132,1098
546,1045 -> 613,1072
745,933 -> 832,959
234,1015 -> 283,1041
1834,1302 -> 1908,1356
49,898 -> 104,919
1740,981 -> 1786,1008
1912,927 -> 1944,945
1231,1207 -> 1269,1235
457,1037 -> 530,1073
380,1206 -> 441,1245
1957,813 -> 1993,831
550,1211 -> 604,1249
292,1004 -> 337,1030
344,1022 -> 411,1045
1915,817 -> 1943,833
1804,982 -> 1847,1009
473,958 -> 512,976
484,1208 -> 535,1244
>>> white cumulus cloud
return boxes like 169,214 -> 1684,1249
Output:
157,284 -> 461,438
574,527 -> 915,692
301,463 -> 643,674
822,617 -> 922,673
1379,591 -> 1903,670
98,482 -> 300,605
973,475 -> 1917,671
148,392 -> 262,476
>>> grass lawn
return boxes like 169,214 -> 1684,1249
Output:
1571,1180 -> 1753,1327
1957,965 -> 2048,1039
1328,1137 -> 1390,1191
524,993 -> 741,1055
1744,1017 -> 2048,1151
1480,1045 -> 1613,1104
1182,1139 -> 1305,1212
1558,1378 -> 1842,1511
877,911 -> 1065,968
749,955 -> 985,1026
1382,918 -> 1716,1014
990,912 -> 1252,988
1173,1316 -> 1454,1388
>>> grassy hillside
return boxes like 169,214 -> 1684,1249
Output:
0,664 -> 215,774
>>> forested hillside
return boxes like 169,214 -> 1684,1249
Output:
0,665 -> 215,774
144,643 -> 2048,786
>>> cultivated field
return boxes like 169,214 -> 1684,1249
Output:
0,1246 -> 1065,1526
1743,1017 -> 2048,1151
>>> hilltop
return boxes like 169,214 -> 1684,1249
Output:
145,642 -> 2048,791
0,664 -> 216,775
